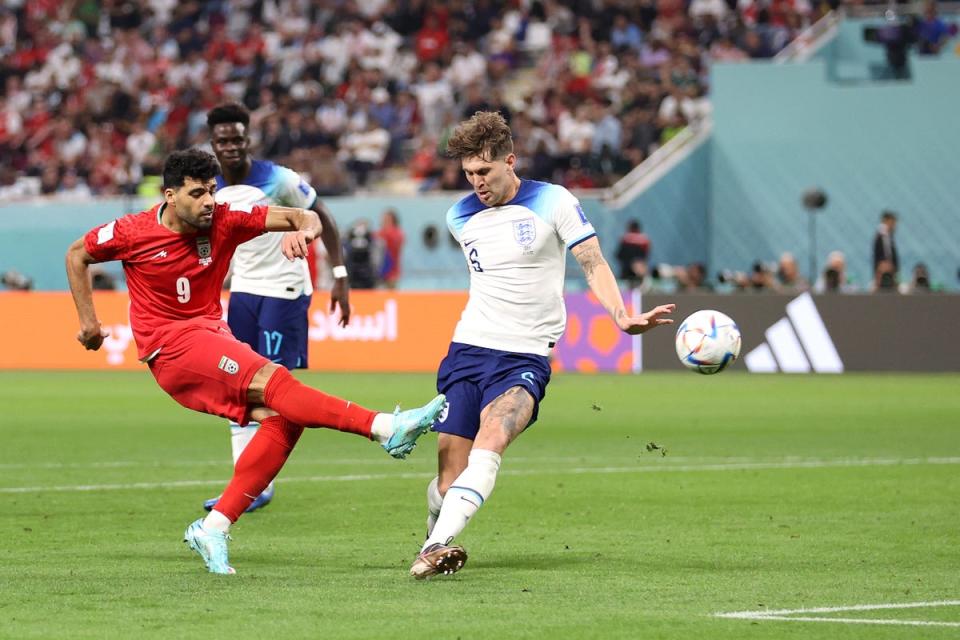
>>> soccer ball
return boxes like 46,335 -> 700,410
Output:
675,310 -> 742,374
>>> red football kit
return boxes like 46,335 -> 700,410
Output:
82,200 -> 377,521
84,201 -> 267,359
84,201 -> 271,423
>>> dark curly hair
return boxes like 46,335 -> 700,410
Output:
207,102 -> 251,129
445,111 -> 513,161
162,148 -> 221,189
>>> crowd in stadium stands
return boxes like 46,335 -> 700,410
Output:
0,0 -> 833,201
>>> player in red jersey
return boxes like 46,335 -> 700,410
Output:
65,149 -> 445,574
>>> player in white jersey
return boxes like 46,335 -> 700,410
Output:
202,102 -> 351,512
410,111 -> 676,579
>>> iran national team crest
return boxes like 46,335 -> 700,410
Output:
513,218 -> 536,252
196,236 -> 212,266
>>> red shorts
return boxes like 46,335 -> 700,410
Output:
147,322 -> 270,425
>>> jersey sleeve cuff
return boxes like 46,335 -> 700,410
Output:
567,231 -> 597,250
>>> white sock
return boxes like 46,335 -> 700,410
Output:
426,476 -> 443,537
230,421 -> 273,494
230,422 -> 257,464
370,412 -> 394,444
203,509 -> 232,533
422,449 -> 501,551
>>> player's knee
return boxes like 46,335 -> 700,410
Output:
246,362 -> 282,404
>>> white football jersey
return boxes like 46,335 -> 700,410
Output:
447,180 -> 596,356
215,160 -> 318,299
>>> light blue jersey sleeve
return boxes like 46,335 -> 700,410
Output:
533,184 -> 596,249
446,205 -> 461,243
274,165 -> 318,210
446,193 -> 483,243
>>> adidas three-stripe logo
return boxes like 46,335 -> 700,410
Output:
744,292 -> 843,373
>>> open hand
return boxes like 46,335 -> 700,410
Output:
616,303 -> 676,335
330,278 -> 351,328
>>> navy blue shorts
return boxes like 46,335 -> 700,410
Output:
432,342 -> 552,440
227,292 -> 311,369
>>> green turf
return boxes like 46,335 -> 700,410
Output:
1,371 -> 958,639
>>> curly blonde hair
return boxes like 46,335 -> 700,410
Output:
445,111 -> 514,161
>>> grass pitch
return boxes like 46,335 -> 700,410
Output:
1,371 -> 958,639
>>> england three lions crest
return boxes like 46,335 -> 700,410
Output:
513,218 -> 536,252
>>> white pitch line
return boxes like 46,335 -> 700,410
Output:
0,455 -> 786,470
1,456 -> 959,494
716,600 -> 960,628
758,616 -> 960,628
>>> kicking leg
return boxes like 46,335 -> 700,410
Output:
251,364 -> 444,458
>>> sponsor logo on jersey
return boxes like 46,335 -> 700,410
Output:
513,218 -> 536,252
151,250 -> 168,260
218,355 -> 240,375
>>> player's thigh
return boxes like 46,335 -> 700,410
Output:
258,294 -> 311,368
227,292 -> 261,349
432,379 -> 482,440
148,327 -> 269,425
474,386 -> 536,453
473,355 -> 551,452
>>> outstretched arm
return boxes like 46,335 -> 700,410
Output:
65,238 -> 110,350
265,206 -> 322,259
571,237 -> 675,335
313,199 -> 351,327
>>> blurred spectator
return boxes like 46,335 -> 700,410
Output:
872,210 -> 899,289
677,262 -> 713,292
376,208 -> 405,289
298,144 -> 351,197
342,219 -> 379,290
90,266 -> 117,291
1,269 -> 33,291
748,261 -> 777,290
341,119 -> 390,188
775,251 -> 809,292
615,219 -> 651,287
916,1 -> 952,55
900,262 -> 935,294
874,260 -> 898,292
436,159 -> 471,191
610,14 -> 644,53
814,250 -> 856,293
446,41 -> 487,91
413,62 -> 455,138
415,13 -> 449,63
709,36 -> 750,62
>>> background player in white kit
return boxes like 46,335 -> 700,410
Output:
410,111 -> 676,579
203,102 -> 351,512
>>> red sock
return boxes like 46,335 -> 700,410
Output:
215,415 -> 304,522
263,367 -> 375,438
